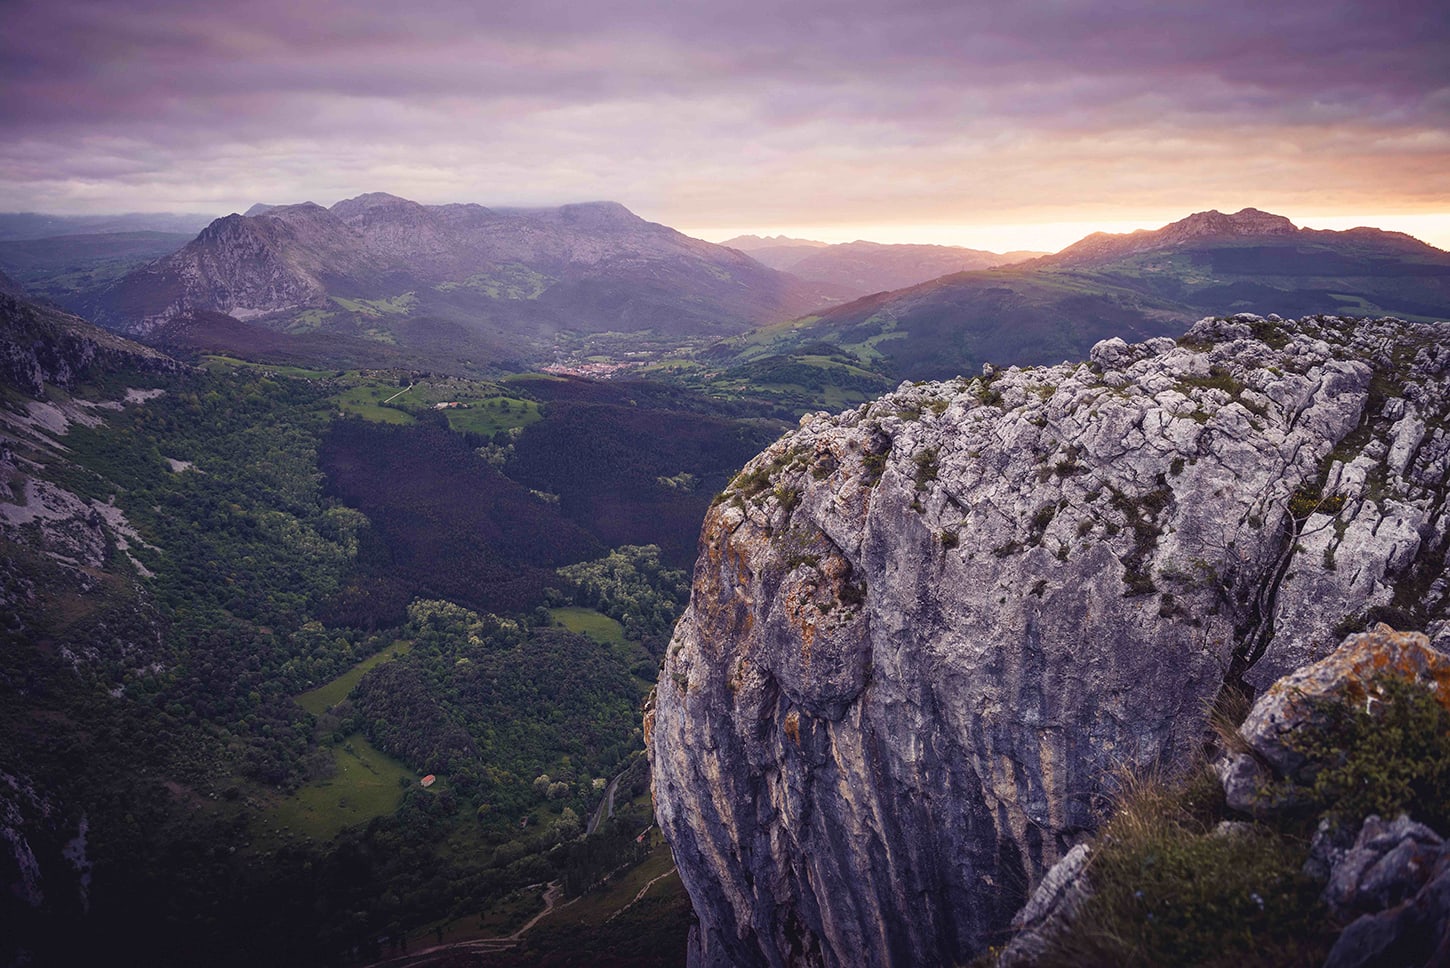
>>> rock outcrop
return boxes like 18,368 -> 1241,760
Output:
0,292 -> 177,397
991,626 -> 1450,967
648,314 -> 1450,967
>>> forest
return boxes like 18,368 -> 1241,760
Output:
2,358 -> 764,965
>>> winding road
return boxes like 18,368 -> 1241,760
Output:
586,765 -> 629,835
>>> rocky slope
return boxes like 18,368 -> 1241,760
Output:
999,625 -> 1450,968
0,268 -> 25,299
648,313 -> 1450,966
0,292 -> 177,397
0,292 -> 181,588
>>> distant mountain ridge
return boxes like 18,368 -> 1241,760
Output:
722,234 -> 831,252
706,207 -> 1450,386
0,212 -> 216,241
1036,207 -> 1441,267
87,193 -> 846,362
723,234 -> 1044,297
780,240 -> 1045,295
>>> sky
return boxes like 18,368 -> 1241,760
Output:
2,0 -> 1448,252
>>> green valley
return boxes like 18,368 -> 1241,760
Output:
0,315 -> 767,965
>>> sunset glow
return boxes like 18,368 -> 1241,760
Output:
2,0 -> 1447,250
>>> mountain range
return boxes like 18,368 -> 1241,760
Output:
8,200 -> 1447,410
709,208 -> 1450,385
3,194 -> 1450,966
81,194 -> 845,366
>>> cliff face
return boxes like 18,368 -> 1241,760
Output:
90,204 -> 375,331
648,314 -> 1450,967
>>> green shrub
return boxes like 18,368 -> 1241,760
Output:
1285,675 -> 1450,831
1181,365 -> 1247,398
1287,484 -> 1345,520
1039,768 -> 1331,968
913,448 -> 939,489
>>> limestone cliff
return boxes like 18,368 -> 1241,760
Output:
648,314 -> 1450,967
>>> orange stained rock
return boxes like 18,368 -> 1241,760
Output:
1256,624 -> 1450,724
783,710 -> 801,745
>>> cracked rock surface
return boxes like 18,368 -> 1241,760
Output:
648,314 -> 1450,968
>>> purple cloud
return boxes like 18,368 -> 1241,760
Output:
0,0 -> 1446,231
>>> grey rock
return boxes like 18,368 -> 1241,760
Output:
1305,816 -> 1359,882
1212,820 -> 1259,840
649,315 -> 1450,967
1326,815 -> 1446,917
998,843 -> 1092,967
1089,336 -> 1130,368
1323,853 -> 1450,968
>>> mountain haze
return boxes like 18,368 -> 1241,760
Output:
0,212 -> 217,241
87,194 -> 843,366
724,235 -> 1043,297
710,209 -> 1450,384
0,231 -> 198,306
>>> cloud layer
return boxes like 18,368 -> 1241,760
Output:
3,0 -> 1447,240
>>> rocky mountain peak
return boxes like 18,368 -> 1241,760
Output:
649,313 -> 1450,967
196,211 -> 250,239
1043,207 -> 1303,266
552,200 -> 648,229
1166,207 -> 1299,241
88,191 -> 834,342
328,191 -> 421,219
261,201 -> 338,227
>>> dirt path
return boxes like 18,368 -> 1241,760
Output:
509,881 -> 563,940
382,383 -> 414,404
604,865 -> 677,923
363,881 -> 564,967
